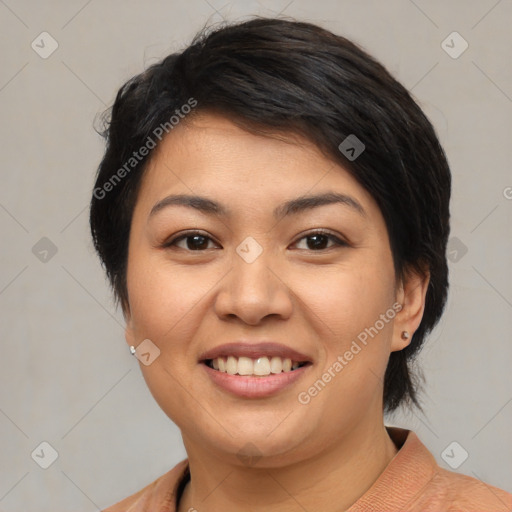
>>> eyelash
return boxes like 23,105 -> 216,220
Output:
162,229 -> 349,252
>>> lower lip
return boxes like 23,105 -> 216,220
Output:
201,363 -> 311,398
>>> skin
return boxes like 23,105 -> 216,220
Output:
124,112 -> 430,512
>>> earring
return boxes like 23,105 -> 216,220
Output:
401,331 -> 410,340
129,346 -> 136,355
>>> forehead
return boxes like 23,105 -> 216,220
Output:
133,112 -> 377,218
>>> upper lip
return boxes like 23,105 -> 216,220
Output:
199,341 -> 313,363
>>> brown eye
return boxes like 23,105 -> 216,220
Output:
163,231 -> 218,251
293,230 -> 348,251
162,230 -> 347,252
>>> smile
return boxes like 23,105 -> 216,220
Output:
204,356 -> 310,377
201,358 -> 312,399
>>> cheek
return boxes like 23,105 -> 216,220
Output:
127,253 -> 212,343
295,258 -> 396,402
298,260 -> 395,345
126,256 -> 212,428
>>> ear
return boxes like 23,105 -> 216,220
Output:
391,265 -> 430,352
123,304 -> 136,348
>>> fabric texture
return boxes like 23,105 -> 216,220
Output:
102,426 -> 512,511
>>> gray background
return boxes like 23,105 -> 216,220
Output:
1,1 -> 511,510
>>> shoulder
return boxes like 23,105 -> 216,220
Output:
102,459 -> 189,512
412,466 -> 512,511
101,481 -> 152,512
364,427 -> 512,512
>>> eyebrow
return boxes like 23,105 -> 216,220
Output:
148,191 -> 366,220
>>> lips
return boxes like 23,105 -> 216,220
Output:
198,341 -> 313,364
202,362 -> 310,398
198,341 -> 313,397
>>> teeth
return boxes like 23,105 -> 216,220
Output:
226,356 -> 237,375
208,356 -> 305,376
238,357 -> 253,375
254,356 -> 271,375
269,356 -> 282,374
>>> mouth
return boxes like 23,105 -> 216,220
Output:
202,356 -> 312,377
198,341 -> 313,398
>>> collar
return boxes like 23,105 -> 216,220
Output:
347,426 -> 439,511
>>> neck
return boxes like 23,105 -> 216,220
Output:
178,421 -> 398,512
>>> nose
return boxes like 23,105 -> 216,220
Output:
213,245 -> 293,325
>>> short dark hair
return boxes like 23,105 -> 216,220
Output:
89,17 -> 451,414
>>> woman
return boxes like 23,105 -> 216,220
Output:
89,17 -> 512,511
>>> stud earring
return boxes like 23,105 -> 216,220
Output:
129,346 -> 136,355
401,331 -> 410,340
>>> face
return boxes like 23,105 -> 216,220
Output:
124,112 -> 425,466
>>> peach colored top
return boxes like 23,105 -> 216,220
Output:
103,427 -> 512,511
